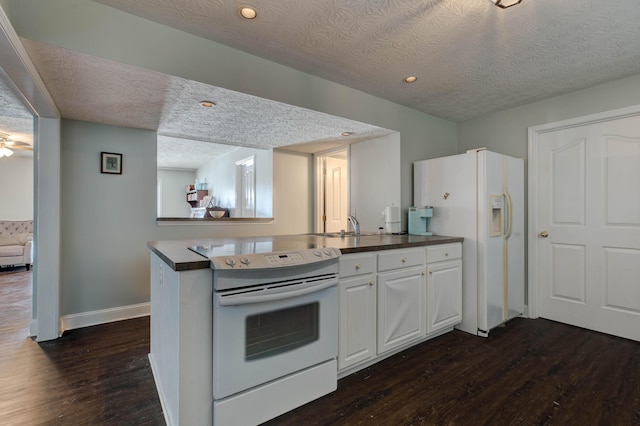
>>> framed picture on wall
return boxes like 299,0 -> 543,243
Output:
101,152 -> 122,174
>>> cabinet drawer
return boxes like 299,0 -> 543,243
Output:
426,243 -> 462,263
339,253 -> 376,278
377,248 -> 425,272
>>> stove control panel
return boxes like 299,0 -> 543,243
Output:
265,252 -> 304,265
209,247 -> 340,270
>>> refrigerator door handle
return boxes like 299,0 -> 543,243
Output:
504,191 -> 513,239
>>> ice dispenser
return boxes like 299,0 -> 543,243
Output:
408,207 -> 433,236
489,194 -> 503,237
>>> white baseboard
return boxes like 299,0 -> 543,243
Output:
60,302 -> 150,333
29,319 -> 38,337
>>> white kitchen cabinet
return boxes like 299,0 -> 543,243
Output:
338,253 -> 376,370
426,244 -> 462,334
377,265 -> 426,354
378,247 -> 425,272
338,243 -> 460,375
338,274 -> 377,370
427,259 -> 462,333
339,252 -> 376,279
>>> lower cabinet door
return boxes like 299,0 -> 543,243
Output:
427,259 -> 462,334
338,275 -> 377,370
377,267 -> 426,354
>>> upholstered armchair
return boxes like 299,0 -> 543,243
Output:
0,220 -> 33,270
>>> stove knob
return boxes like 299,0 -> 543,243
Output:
313,250 -> 323,257
323,249 -> 333,256
225,257 -> 236,267
240,256 -> 250,265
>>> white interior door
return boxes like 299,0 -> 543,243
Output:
236,156 -> 255,217
316,148 -> 348,233
534,113 -> 640,341
325,154 -> 348,233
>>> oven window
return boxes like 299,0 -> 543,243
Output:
245,302 -> 319,361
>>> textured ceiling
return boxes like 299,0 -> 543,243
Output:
157,136 -> 239,170
0,68 -> 33,147
17,39 -> 392,168
96,0 -> 640,123
3,0 -> 640,167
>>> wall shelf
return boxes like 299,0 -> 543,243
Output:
186,190 -> 208,207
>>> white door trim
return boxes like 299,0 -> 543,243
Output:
1,6 -> 61,340
527,104 -> 640,319
235,155 -> 256,218
35,117 -> 61,341
313,146 -> 350,233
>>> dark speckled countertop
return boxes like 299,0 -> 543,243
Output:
147,233 -> 463,271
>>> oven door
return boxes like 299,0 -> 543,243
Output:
213,275 -> 338,400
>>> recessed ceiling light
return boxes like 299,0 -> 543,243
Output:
341,132 -> 353,137
200,100 -> 216,108
239,6 -> 257,19
403,76 -> 418,83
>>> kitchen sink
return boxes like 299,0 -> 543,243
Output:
310,232 -> 379,238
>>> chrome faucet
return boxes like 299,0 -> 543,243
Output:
347,215 -> 360,235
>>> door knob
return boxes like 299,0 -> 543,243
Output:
539,231 -> 549,238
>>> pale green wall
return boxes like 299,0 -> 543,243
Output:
9,0 -> 458,214
351,133 -> 401,231
157,169 -> 194,218
60,120 -> 157,313
0,0 -> 13,20
458,73 -> 640,158
0,155 -> 33,220
196,147 -> 273,217
17,0 -> 640,319
10,0 -> 457,317
60,119 -> 314,314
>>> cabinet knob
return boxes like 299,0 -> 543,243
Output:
355,264 -> 361,270
445,252 -> 449,257
369,281 -> 374,286
421,271 -> 426,276
428,269 -> 433,275
402,258 -> 407,263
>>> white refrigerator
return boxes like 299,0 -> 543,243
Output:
414,149 -> 525,337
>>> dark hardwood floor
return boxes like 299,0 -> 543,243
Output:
267,317 -> 640,426
0,266 -> 164,425
2,267 -> 639,425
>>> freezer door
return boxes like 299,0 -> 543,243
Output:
477,151 -> 525,334
506,155 -> 525,321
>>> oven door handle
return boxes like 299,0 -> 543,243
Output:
218,279 -> 337,306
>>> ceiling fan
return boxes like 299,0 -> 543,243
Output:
0,132 -> 33,157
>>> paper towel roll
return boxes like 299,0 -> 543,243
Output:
385,204 -> 400,222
